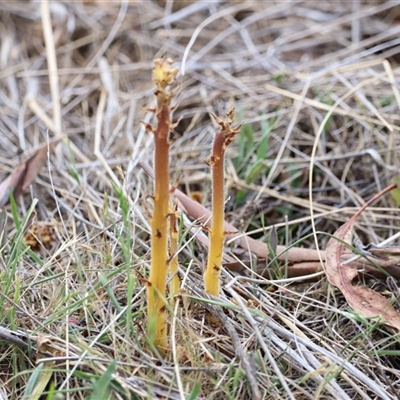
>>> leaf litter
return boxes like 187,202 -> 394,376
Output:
325,184 -> 400,331
1,2 -> 400,400
0,136 -> 62,208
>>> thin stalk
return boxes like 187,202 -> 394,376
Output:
169,202 -> 180,302
147,58 -> 178,351
204,109 -> 240,296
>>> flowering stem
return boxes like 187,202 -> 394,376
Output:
204,108 -> 240,296
147,58 -> 178,351
169,202 -> 180,302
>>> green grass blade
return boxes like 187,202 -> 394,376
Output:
89,360 -> 116,400
187,381 -> 201,400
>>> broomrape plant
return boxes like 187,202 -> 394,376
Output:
145,58 -> 178,351
146,59 -> 238,352
204,109 -> 240,296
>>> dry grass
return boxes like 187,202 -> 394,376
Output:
1,1 -> 400,399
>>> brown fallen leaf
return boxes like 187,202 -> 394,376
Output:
139,160 -> 400,281
325,222 -> 357,289
325,184 -> 400,332
138,160 -> 323,263
346,285 -> 400,331
0,164 -> 26,208
224,258 -> 400,281
0,137 -> 63,208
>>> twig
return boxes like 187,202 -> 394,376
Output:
225,288 -> 294,400
0,325 -> 32,349
190,287 -> 262,400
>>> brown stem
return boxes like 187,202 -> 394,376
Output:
204,110 -> 239,296
147,58 -> 178,351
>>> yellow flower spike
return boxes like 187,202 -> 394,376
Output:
153,58 -> 179,89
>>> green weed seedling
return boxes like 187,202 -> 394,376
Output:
233,116 -> 276,205
187,381 -> 201,400
1,195 -> 38,320
88,360 -> 116,400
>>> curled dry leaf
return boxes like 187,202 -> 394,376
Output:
140,159 -> 322,263
139,160 -> 400,281
0,137 -> 62,208
325,184 -> 400,332
0,164 -> 26,208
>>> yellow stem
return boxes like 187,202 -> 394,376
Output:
204,133 -> 226,296
169,203 -> 180,302
204,109 -> 239,297
147,58 -> 178,351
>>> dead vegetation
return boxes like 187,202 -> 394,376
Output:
1,1 -> 400,399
